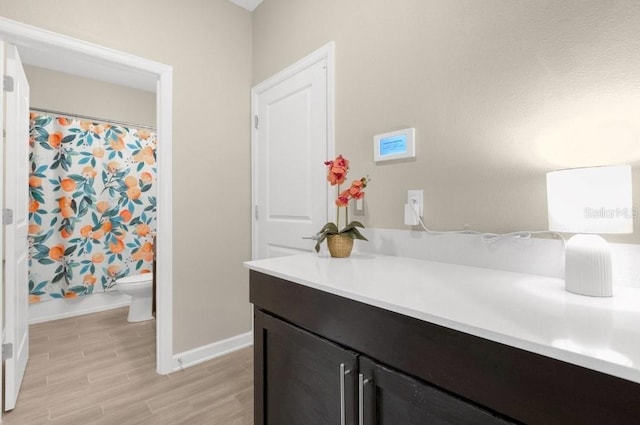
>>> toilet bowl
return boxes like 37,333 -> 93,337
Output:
116,273 -> 154,322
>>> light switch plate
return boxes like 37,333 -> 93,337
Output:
354,198 -> 365,215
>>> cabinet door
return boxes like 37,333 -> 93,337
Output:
255,310 -> 359,425
359,357 -> 513,425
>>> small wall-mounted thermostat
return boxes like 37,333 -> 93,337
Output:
373,128 -> 416,162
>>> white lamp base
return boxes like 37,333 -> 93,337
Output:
565,234 -> 612,297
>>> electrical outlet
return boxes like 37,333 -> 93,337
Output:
404,204 -> 419,225
404,189 -> 423,226
407,190 -> 423,216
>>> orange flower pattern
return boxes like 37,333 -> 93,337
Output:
28,113 -> 157,303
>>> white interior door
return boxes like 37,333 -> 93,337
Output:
3,43 -> 30,411
252,45 -> 334,259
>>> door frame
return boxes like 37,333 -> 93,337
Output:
0,17 -> 174,375
250,41 -> 336,260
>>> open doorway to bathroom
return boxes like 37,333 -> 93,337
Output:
14,66 -> 160,413
0,17 -> 174,415
26,66 -> 157,322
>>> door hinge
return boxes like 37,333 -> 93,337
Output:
255,205 -> 259,220
3,75 -> 14,92
2,343 -> 13,360
3,208 -> 14,225
254,115 -> 259,129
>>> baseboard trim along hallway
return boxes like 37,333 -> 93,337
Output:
172,331 -> 253,371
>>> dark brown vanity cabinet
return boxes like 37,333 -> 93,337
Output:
255,310 -> 358,425
359,357 -> 511,424
255,309 -> 510,425
250,270 -> 640,425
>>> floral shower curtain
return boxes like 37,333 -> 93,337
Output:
28,112 -> 157,303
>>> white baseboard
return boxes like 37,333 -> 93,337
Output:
29,291 -> 131,324
172,331 -> 253,372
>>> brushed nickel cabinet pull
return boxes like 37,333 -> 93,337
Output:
358,373 -> 371,425
340,363 -> 351,425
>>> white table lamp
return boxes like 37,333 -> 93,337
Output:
546,165 -> 633,297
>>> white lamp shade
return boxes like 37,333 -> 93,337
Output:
547,165 -> 633,234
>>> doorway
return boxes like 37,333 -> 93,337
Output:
251,42 -> 335,260
25,67 -> 156,322
0,16 -> 174,413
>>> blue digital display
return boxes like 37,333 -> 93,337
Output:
373,128 -> 415,162
380,135 -> 408,156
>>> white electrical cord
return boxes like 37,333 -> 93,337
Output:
408,199 -> 565,245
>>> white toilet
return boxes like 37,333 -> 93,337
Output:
116,273 -> 154,322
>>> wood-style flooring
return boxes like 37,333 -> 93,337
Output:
2,307 -> 253,425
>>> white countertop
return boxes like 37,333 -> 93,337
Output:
245,252 -> 640,384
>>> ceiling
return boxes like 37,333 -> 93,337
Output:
228,0 -> 263,12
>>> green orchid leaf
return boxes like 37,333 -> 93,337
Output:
349,227 -> 368,241
314,233 -> 327,253
319,222 -> 339,233
314,222 -> 344,252
341,221 -> 364,232
341,221 -> 365,233
337,227 -> 368,241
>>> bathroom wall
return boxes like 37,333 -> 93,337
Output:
0,0 -> 253,353
24,65 -> 156,127
253,0 -> 640,245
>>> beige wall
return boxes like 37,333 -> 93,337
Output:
24,65 -> 156,127
0,0 -> 253,353
253,0 -> 640,244
5,0 -> 640,355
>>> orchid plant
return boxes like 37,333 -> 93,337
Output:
314,154 -> 370,252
